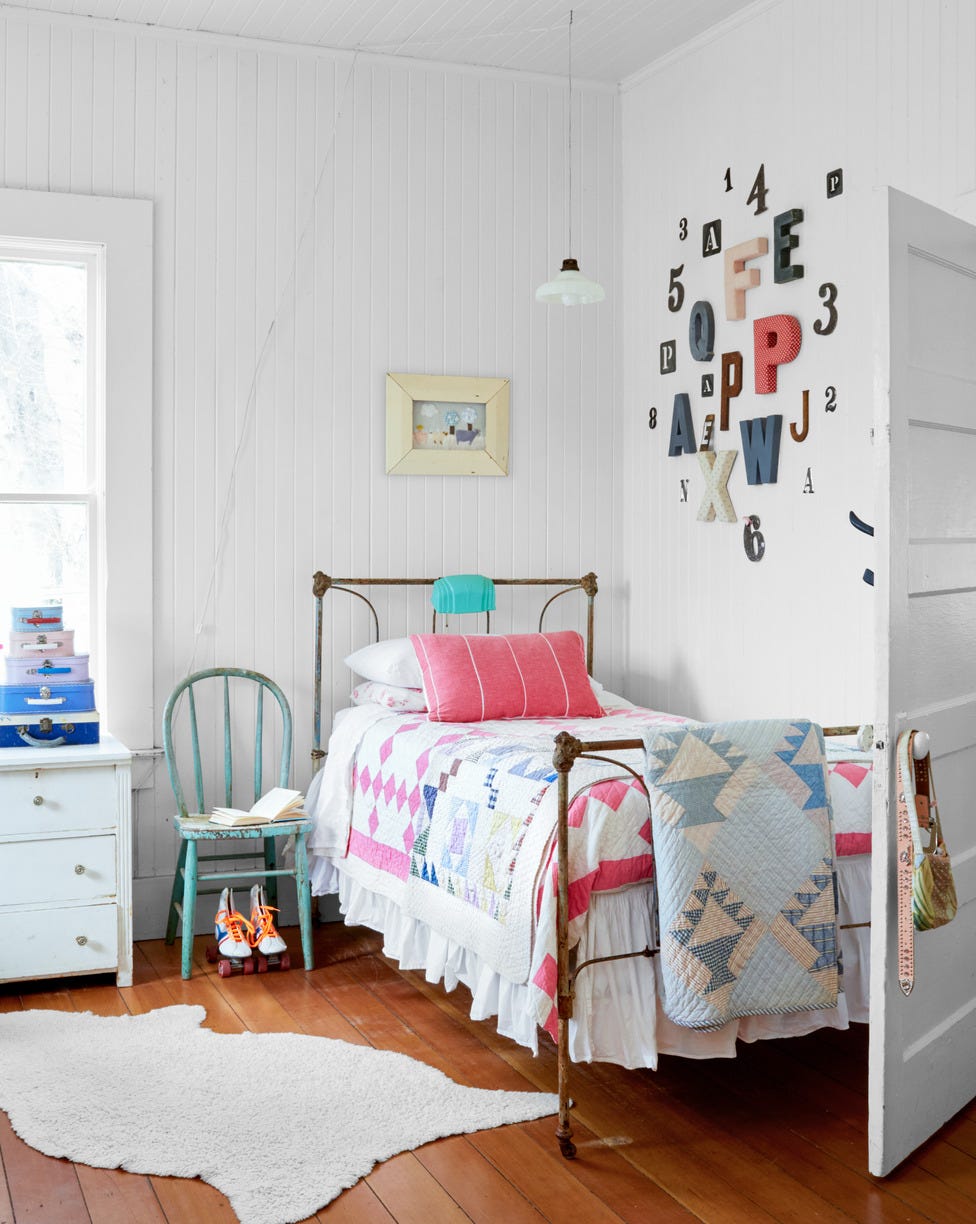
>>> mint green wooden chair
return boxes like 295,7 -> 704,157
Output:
162,667 -> 314,980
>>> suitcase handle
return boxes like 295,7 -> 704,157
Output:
25,697 -> 66,705
15,729 -> 67,747
20,616 -> 60,626
37,666 -> 70,674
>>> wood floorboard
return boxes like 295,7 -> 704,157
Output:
4,921 -> 976,1223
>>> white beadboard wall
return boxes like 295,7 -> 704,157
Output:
0,8 -> 619,935
617,0 -> 976,726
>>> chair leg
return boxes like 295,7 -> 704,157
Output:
165,840 -> 189,945
294,832 -> 314,971
264,836 -> 279,910
181,840 -> 199,980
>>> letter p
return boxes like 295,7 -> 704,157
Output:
753,314 -> 802,394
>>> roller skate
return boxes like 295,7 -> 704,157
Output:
205,887 -> 257,976
249,883 -> 291,972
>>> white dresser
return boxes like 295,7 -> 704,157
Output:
0,734 -> 133,987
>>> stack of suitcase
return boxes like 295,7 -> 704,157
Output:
0,602 -> 100,747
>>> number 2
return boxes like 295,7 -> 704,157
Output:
825,386 -> 837,413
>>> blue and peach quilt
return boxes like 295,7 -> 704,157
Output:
643,719 -> 840,1030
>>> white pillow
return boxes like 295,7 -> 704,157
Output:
350,681 -> 428,712
344,637 -> 423,688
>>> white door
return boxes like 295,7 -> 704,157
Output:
870,188 -> 976,1175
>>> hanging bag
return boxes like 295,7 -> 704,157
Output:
898,730 -> 958,932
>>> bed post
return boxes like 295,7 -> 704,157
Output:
580,572 -> 597,676
552,730 -> 584,1160
311,571 -> 331,774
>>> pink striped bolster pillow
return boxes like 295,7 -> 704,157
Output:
411,630 -> 603,722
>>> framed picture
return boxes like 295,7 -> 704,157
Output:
385,372 -> 510,476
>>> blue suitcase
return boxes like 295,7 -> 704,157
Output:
0,681 -> 96,714
0,710 -> 100,748
10,604 -> 64,632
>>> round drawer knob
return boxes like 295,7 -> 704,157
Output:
76,935 -> 88,947
33,795 -> 44,806
74,864 -> 86,875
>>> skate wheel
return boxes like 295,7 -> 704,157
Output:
279,952 -> 291,971
218,958 -> 232,977
205,944 -> 219,964
243,957 -> 256,975
256,954 -> 268,973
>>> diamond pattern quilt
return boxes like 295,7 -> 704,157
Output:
642,719 -> 840,1030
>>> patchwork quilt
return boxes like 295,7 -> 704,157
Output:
643,719 -> 840,1030
311,703 -> 865,1042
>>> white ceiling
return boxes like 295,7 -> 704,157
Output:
10,0 -> 762,84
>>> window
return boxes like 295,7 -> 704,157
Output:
0,189 -> 153,749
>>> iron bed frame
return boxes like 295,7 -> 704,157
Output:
310,569 -> 863,1160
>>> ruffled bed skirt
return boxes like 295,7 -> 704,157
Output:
311,854 -> 870,1068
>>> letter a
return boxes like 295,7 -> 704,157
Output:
668,393 -> 696,457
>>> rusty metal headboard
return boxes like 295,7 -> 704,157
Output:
311,571 -> 599,771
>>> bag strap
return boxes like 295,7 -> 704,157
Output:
895,730 -> 916,996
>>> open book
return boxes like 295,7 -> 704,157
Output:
209,787 -> 305,827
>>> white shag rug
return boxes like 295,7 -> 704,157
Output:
0,1004 -> 558,1224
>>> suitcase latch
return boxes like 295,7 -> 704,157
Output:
39,718 -> 53,733
40,686 -> 51,699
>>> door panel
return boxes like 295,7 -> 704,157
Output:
870,188 -> 976,1175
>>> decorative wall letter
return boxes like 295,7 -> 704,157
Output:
724,237 -> 768,321
813,283 -> 838,334
668,266 -> 685,312
702,219 -> 722,257
668,393 -> 697,457
688,301 -> 715,361
679,479 -> 689,502
720,351 -> 743,430
739,415 -> 784,484
701,373 -> 715,397
699,414 -> 715,451
743,515 -> 765,561
753,314 -> 801,393
790,390 -> 810,442
660,340 -> 677,375
826,168 -> 844,198
697,450 -> 737,522
773,208 -> 804,282
803,468 -> 815,493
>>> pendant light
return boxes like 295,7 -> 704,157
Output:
536,9 -> 605,306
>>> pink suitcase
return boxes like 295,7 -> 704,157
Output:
7,629 -> 75,657
5,653 -> 90,683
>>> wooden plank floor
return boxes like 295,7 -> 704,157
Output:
2,921 -> 976,1223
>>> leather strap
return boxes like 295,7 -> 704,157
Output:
896,730 -> 916,996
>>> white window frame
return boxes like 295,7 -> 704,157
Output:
0,188 -> 153,751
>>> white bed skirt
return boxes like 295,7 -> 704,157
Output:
311,853 -> 870,1068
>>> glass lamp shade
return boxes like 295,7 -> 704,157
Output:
535,257 -> 605,306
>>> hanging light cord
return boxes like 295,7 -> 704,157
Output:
567,8 -> 574,259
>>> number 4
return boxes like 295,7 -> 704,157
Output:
746,163 -> 768,215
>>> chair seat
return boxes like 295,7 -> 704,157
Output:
175,814 -> 312,840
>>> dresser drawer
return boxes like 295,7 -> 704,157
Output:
1,903 -> 119,982
4,834 -> 116,906
0,765 -> 118,835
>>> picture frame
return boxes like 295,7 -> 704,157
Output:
385,372 -> 510,476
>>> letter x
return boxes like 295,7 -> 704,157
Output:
697,450 -> 737,523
